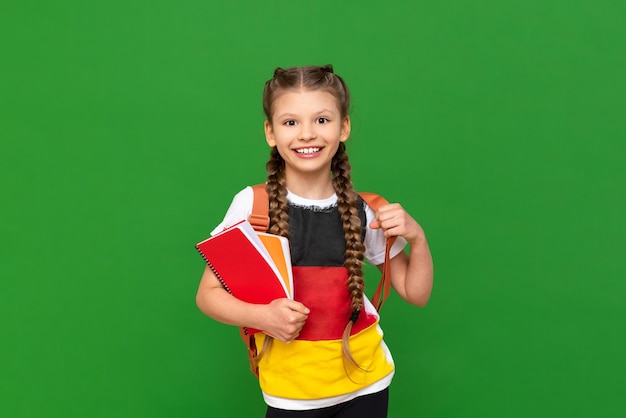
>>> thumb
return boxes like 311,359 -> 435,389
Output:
369,220 -> 381,230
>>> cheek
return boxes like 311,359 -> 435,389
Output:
272,128 -> 295,143
327,126 -> 345,139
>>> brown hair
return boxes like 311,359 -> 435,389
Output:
263,64 -> 351,121
259,65 -> 366,370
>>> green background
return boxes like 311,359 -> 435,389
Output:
2,1 -> 625,417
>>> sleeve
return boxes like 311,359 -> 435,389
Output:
363,202 -> 408,266
210,186 -> 254,236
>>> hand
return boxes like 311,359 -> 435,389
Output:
369,203 -> 425,245
261,298 -> 309,343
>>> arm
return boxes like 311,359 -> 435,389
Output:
370,203 -> 434,307
195,265 -> 310,342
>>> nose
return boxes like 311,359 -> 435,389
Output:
298,122 -> 316,141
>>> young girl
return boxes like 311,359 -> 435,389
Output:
196,65 -> 433,417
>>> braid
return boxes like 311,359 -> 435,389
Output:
255,146 -> 289,362
332,143 -> 366,369
266,147 -> 290,238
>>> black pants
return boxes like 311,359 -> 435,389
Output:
265,388 -> 389,418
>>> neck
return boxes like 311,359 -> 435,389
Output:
284,171 -> 335,200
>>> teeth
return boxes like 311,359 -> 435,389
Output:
296,147 -> 320,154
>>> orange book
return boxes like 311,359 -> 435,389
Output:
256,232 -> 293,297
196,220 -> 293,316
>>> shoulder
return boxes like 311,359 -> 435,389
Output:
359,192 -> 390,210
210,186 -> 255,235
358,192 -> 388,224
231,185 -> 255,206
223,186 -> 256,213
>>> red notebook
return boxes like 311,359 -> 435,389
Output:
196,220 -> 292,316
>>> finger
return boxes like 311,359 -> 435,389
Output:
376,203 -> 401,217
384,225 -> 406,238
287,301 -> 310,314
292,314 -> 309,327
377,215 -> 402,232
281,309 -> 308,326
375,208 -> 401,225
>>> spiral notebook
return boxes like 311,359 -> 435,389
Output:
196,219 -> 293,309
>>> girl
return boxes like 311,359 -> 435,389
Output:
196,65 -> 433,417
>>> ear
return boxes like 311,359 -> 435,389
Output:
264,120 -> 276,147
340,116 -> 351,142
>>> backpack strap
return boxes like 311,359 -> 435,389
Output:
249,184 -> 270,232
239,326 -> 259,378
357,193 -> 397,312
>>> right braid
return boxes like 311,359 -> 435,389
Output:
254,147 -> 289,362
266,147 -> 290,238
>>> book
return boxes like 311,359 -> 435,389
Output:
196,219 -> 293,306
256,232 -> 293,297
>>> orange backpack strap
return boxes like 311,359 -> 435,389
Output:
358,192 -> 397,312
239,327 -> 259,378
248,184 -> 270,232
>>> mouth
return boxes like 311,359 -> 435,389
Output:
294,147 -> 322,155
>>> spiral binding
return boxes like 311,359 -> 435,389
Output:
196,246 -> 232,294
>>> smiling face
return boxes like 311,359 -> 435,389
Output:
264,89 -> 351,187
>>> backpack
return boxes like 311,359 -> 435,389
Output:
242,184 -> 397,377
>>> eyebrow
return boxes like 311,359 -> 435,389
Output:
275,109 -> 338,119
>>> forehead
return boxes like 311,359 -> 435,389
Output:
272,89 -> 340,116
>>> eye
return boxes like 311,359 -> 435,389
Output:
317,117 -> 329,124
283,120 -> 297,126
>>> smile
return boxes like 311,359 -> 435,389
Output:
295,147 -> 321,155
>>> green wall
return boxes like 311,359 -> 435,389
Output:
2,1 -> 624,417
